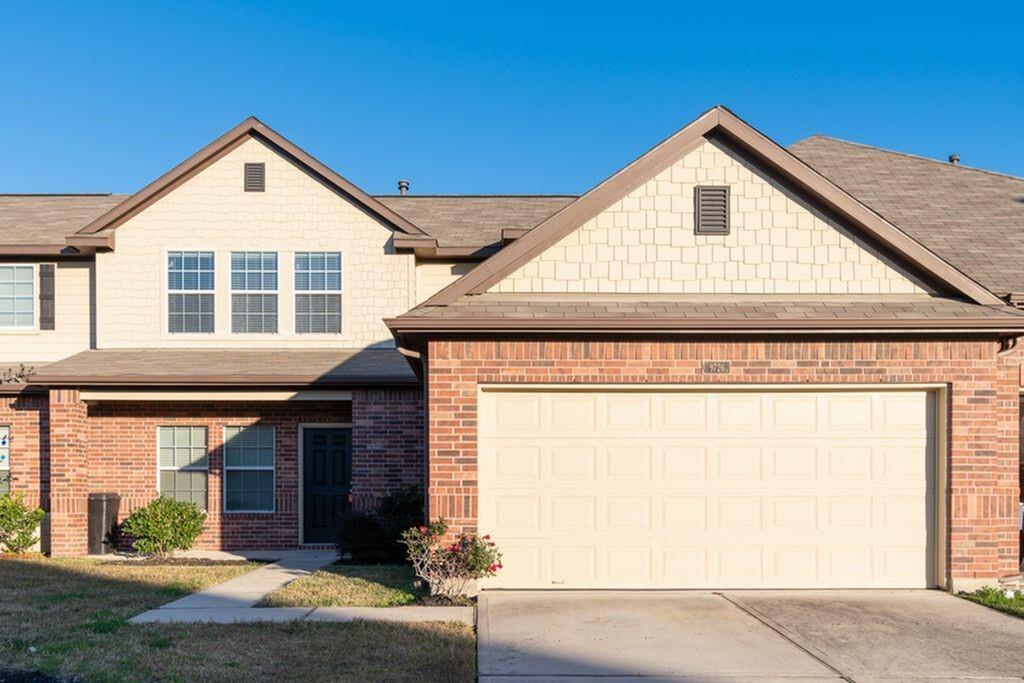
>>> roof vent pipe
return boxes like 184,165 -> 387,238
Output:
948,154 -> 960,165
397,179 -> 410,195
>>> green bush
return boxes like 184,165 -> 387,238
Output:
0,492 -> 46,553
121,497 -> 205,556
336,485 -> 424,563
401,518 -> 503,599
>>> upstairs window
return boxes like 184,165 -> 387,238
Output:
694,186 -> 730,235
157,426 -> 208,510
0,265 -> 34,328
231,252 -> 278,333
167,251 -> 215,334
294,252 -> 342,334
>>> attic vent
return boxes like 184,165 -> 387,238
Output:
694,186 -> 730,235
244,163 -> 265,192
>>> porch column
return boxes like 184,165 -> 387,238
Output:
48,388 -> 88,557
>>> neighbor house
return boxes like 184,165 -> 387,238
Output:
2,106 -> 1023,593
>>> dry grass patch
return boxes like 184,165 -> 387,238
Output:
260,563 -> 426,607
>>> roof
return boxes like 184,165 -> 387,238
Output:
29,348 -> 417,387
67,117 -> 428,248
0,194 -> 128,252
377,195 -> 575,248
390,294 -> 1024,333
789,136 -> 1024,297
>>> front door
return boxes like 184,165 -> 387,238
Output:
302,427 -> 352,544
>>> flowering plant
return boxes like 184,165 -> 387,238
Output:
401,518 -> 502,599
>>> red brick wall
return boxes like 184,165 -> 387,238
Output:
0,391 -> 49,511
49,389 -> 88,556
427,337 -> 1021,585
43,393 -> 425,555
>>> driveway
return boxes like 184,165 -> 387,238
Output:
478,590 -> 1024,681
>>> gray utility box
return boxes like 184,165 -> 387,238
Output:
87,492 -> 120,555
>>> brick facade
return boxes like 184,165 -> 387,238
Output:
8,389 -> 426,556
426,337 -> 1021,588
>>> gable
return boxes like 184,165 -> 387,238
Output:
492,138 -> 931,295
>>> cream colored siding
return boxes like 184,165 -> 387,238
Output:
95,137 -> 415,348
492,139 -> 931,295
479,388 -> 935,589
0,261 -> 92,364
416,261 -> 476,302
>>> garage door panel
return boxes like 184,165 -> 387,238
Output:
479,389 -> 934,589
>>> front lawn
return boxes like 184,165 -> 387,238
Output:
259,563 -> 426,607
959,586 -> 1024,619
0,556 -> 475,682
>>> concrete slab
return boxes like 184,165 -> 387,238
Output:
158,551 -> 336,609
306,606 -> 474,625
735,589 -> 1024,681
130,607 -> 313,624
477,591 -> 838,680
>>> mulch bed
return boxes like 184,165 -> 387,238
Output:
415,595 -> 475,607
100,557 -> 272,566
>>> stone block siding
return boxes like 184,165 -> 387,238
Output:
427,338 -> 1020,585
493,139 -> 930,295
45,390 -> 424,555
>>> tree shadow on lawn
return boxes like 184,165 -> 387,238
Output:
0,557 -> 474,682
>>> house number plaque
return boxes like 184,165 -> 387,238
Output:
702,361 -> 731,374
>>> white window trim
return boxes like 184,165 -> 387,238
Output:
0,263 -> 38,332
165,250 -> 216,335
230,251 -> 279,335
155,425 -> 209,509
222,425 -> 276,514
0,424 -> 11,494
293,251 -> 344,336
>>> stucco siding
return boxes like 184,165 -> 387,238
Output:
0,261 -> 93,364
95,137 -> 415,349
492,139 -> 932,295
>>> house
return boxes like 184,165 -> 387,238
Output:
2,107 -> 1023,593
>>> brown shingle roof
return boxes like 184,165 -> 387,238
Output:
376,195 -> 575,247
0,194 -> 129,247
391,294 -> 1024,331
789,136 -> 1024,297
30,348 -> 417,386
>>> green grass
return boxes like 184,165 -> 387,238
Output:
0,556 -> 475,682
959,586 -> 1024,619
259,563 -> 427,607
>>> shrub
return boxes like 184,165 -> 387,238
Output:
0,493 -> 46,553
401,518 -> 502,599
121,497 -> 205,556
336,485 -> 424,563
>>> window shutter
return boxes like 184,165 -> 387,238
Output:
244,163 -> 265,192
39,264 -> 55,330
694,186 -> 730,234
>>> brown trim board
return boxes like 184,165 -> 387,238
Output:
419,106 -> 1003,307
27,374 -> 420,388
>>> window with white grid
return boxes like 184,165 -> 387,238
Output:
223,425 -> 275,512
167,251 -> 215,333
294,252 -> 342,334
157,426 -> 208,510
0,265 -> 34,328
231,252 -> 278,333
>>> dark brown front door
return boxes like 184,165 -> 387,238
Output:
303,427 -> 352,544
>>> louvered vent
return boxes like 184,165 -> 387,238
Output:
244,162 -> 265,192
694,186 -> 730,234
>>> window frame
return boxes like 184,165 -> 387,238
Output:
222,425 -> 276,514
230,251 -> 279,334
166,250 -> 216,335
156,425 -> 209,511
293,251 -> 343,335
0,264 -> 37,331
0,425 -> 10,496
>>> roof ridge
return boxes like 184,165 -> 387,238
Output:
0,193 -> 123,197
375,194 -> 578,198
793,135 -> 1024,184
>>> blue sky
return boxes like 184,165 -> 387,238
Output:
2,2 -> 1022,195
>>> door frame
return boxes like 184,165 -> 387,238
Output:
298,422 -> 353,546
477,382 -> 949,589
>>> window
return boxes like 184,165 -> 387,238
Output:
694,186 -> 730,235
0,426 -> 9,495
168,251 -> 215,333
0,265 -> 34,328
244,162 -> 265,192
223,425 -> 274,512
231,252 -> 278,333
294,252 -> 342,334
157,426 -> 208,509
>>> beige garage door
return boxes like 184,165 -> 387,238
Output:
478,388 -> 935,589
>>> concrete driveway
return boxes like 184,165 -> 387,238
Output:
478,590 -> 1024,681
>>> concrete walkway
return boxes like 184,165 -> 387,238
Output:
129,550 -> 474,625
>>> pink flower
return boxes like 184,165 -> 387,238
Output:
483,534 -> 491,540
418,526 -> 427,533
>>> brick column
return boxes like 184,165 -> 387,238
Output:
48,389 -> 88,557
351,388 -> 425,511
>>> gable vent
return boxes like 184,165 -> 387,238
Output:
694,186 -> 730,235
244,162 -> 266,192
